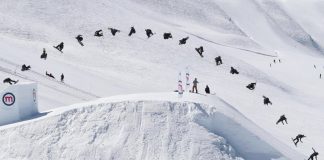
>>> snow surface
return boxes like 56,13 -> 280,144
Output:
0,0 -> 324,159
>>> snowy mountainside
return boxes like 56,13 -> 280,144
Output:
0,0 -> 324,159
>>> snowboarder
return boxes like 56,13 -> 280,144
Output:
54,42 -> 64,52
320,74 -> 322,79
46,71 -> 55,79
75,35 -> 84,46
94,30 -> 103,37
215,56 -> 223,65
263,96 -> 272,105
108,28 -> 120,36
128,26 -> 136,36
3,78 -> 18,85
145,29 -> 154,38
192,78 -> 199,93
246,82 -> 256,90
230,67 -> 239,74
292,134 -> 306,146
60,73 -> 64,82
205,85 -> 210,94
276,114 -> 287,125
21,64 -> 31,71
179,37 -> 189,45
273,59 -> 276,63
195,46 -> 204,57
163,33 -> 172,39
40,48 -> 47,60
308,148 -> 319,160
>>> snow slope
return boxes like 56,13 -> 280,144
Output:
0,93 -> 303,160
0,0 -> 324,159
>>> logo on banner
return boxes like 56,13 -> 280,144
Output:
2,93 -> 15,106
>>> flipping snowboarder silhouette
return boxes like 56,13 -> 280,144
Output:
108,28 -> 120,36
3,78 -> 18,85
292,134 -> 306,146
230,67 -> 239,74
76,35 -> 84,46
46,71 -> 55,79
94,30 -> 103,37
21,64 -> 31,71
246,82 -> 256,90
145,29 -> 154,38
40,48 -> 47,60
263,96 -> 272,105
179,37 -> 189,45
128,26 -> 136,36
308,148 -> 319,160
54,42 -> 64,53
195,46 -> 204,57
163,33 -> 172,39
276,115 -> 287,125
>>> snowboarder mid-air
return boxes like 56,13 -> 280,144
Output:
76,35 -> 84,46
54,42 -> 64,52
3,78 -> 18,85
292,134 -> 306,146
145,29 -> 154,38
46,71 -> 55,79
192,78 -> 199,93
205,85 -> 210,94
230,67 -> 239,74
163,33 -> 172,39
108,28 -> 120,36
195,46 -> 204,57
128,26 -> 136,36
276,114 -> 287,125
21,64 -> 31,71
94,30 -> 103,37
179,37 -> 189,45
215,56 -> 223,65
263,96 -> 272,105
246,82 -> 256,90
308,148 -> 319,160
61,73 -> 64,82
40,48 -> 47,60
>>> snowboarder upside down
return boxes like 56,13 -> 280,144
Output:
308,148 -> 319,160
3,78 -> 18,85
108,28 -> 120,36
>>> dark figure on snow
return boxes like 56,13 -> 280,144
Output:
145,29 -> 154,38
76,35 -> 84,46
163,33 -> 172,39
246,82 -> 256,90
108,28 -> 120,36
215,56 -> 223,65
54,42 -> 64,52
192,78 -> 199,93
21,64 -> 31,71
61,73 -> 64,82
179,37 -> 189,45
292,134 -> 306,146
308,148 -> 319,160
94,30 -> 103,37
205,85 -> 210,94
195,46 -> 204,57
46,71 -> 55,79
276,114 -> 287,125
40,48 -> 47,60
230,67 -> 239,74
263,96 -> 272,105
3,78 -> 18,85
320,74 -> 322,79
128,26 -> 136,36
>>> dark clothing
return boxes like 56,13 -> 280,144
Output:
276,115 -> 287,125
108,28 -> 120,36
46,71 -> 55,79
21,64 -> 31,71
230,67 -> 239,74
129,27 -> 136,36
205,85 -> 210,94
293,134 -> 306,146
263,96 -> 272,105
215,56 -> 223,65
76,35 -> 83,42
246,83 -> 256,90
94,30 -> 103,37
55,42 -> 64,51
61,74 -> 64,82
192,79 -> 199,93
179,37 -> 189,45
308,148 -> 319,160
3,78 -> 18,85
41,49 -> 47,60
145,29 -> 154,38
163,33 -> 172,39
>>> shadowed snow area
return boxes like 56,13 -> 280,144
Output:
0,93 -> 302,160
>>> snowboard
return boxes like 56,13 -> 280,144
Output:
195,48 -> 204,57
53,46 -> 63,53
78,41 -> 84,46
291,138 -> 297,147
